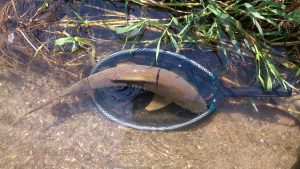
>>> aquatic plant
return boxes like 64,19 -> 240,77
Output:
113,0 -> 300,91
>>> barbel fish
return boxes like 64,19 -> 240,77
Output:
25,64 -> 207,115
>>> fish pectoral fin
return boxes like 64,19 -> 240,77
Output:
145,95 -> 173,111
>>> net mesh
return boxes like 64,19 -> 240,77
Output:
91,48 -> 218,131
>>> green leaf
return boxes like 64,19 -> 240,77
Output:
263,0 -> 286,10
244,3 -> 276,26
295,69 -> 300,78
251,17 -> 264,36
270,9 -> 286,17
248,98 -> 259,112
207,4 -> 219,15
287,11 -> 300,23
266,60 -> 286,88
72,9 -> 86,25
179,23 -> 190,36
74,36 -> 93,46
244,3 -> 266,20
167,31 -> 178,49
258,74 -> 266,90
170,15 -> 179,26
148,20 -> 169,27
282,61 -> 297,69
116,23 -> 142,34
127,26 -> 142,38
156,29 -> 167,63
266,71 -> 273,92
207,21 -> 217,38
156,38 -> 162,63
54,37 -> 74,46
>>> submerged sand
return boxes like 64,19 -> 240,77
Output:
0,65 -> 299,169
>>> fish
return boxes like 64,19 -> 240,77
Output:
25,64 -> 207,115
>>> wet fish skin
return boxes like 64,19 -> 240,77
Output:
111,64 -> 207,113
25,64 -> 207,115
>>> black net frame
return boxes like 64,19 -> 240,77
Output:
90,48 -> 218,131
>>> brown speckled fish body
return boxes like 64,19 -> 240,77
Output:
26,64 -> 207,115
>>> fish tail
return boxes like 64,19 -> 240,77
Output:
24,93 -> 67,116
24,78 -> 90,116
11,94 -> 67,126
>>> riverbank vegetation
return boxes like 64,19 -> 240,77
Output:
0,0 -> 299,90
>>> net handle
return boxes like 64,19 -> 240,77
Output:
224,86 -> 292,97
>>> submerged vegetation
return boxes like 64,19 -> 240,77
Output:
0,0 -> 299,90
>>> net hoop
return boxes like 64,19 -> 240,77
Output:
90,48 -> 216,131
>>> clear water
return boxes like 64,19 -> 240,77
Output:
0,0 -> 299,168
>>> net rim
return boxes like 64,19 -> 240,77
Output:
90,48 -> 216,131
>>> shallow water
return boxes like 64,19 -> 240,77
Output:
0,66 -> 299,168
0,0 -> 299,168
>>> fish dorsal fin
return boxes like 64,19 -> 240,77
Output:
112,71 -> 156,85
145,94 -> 173,111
